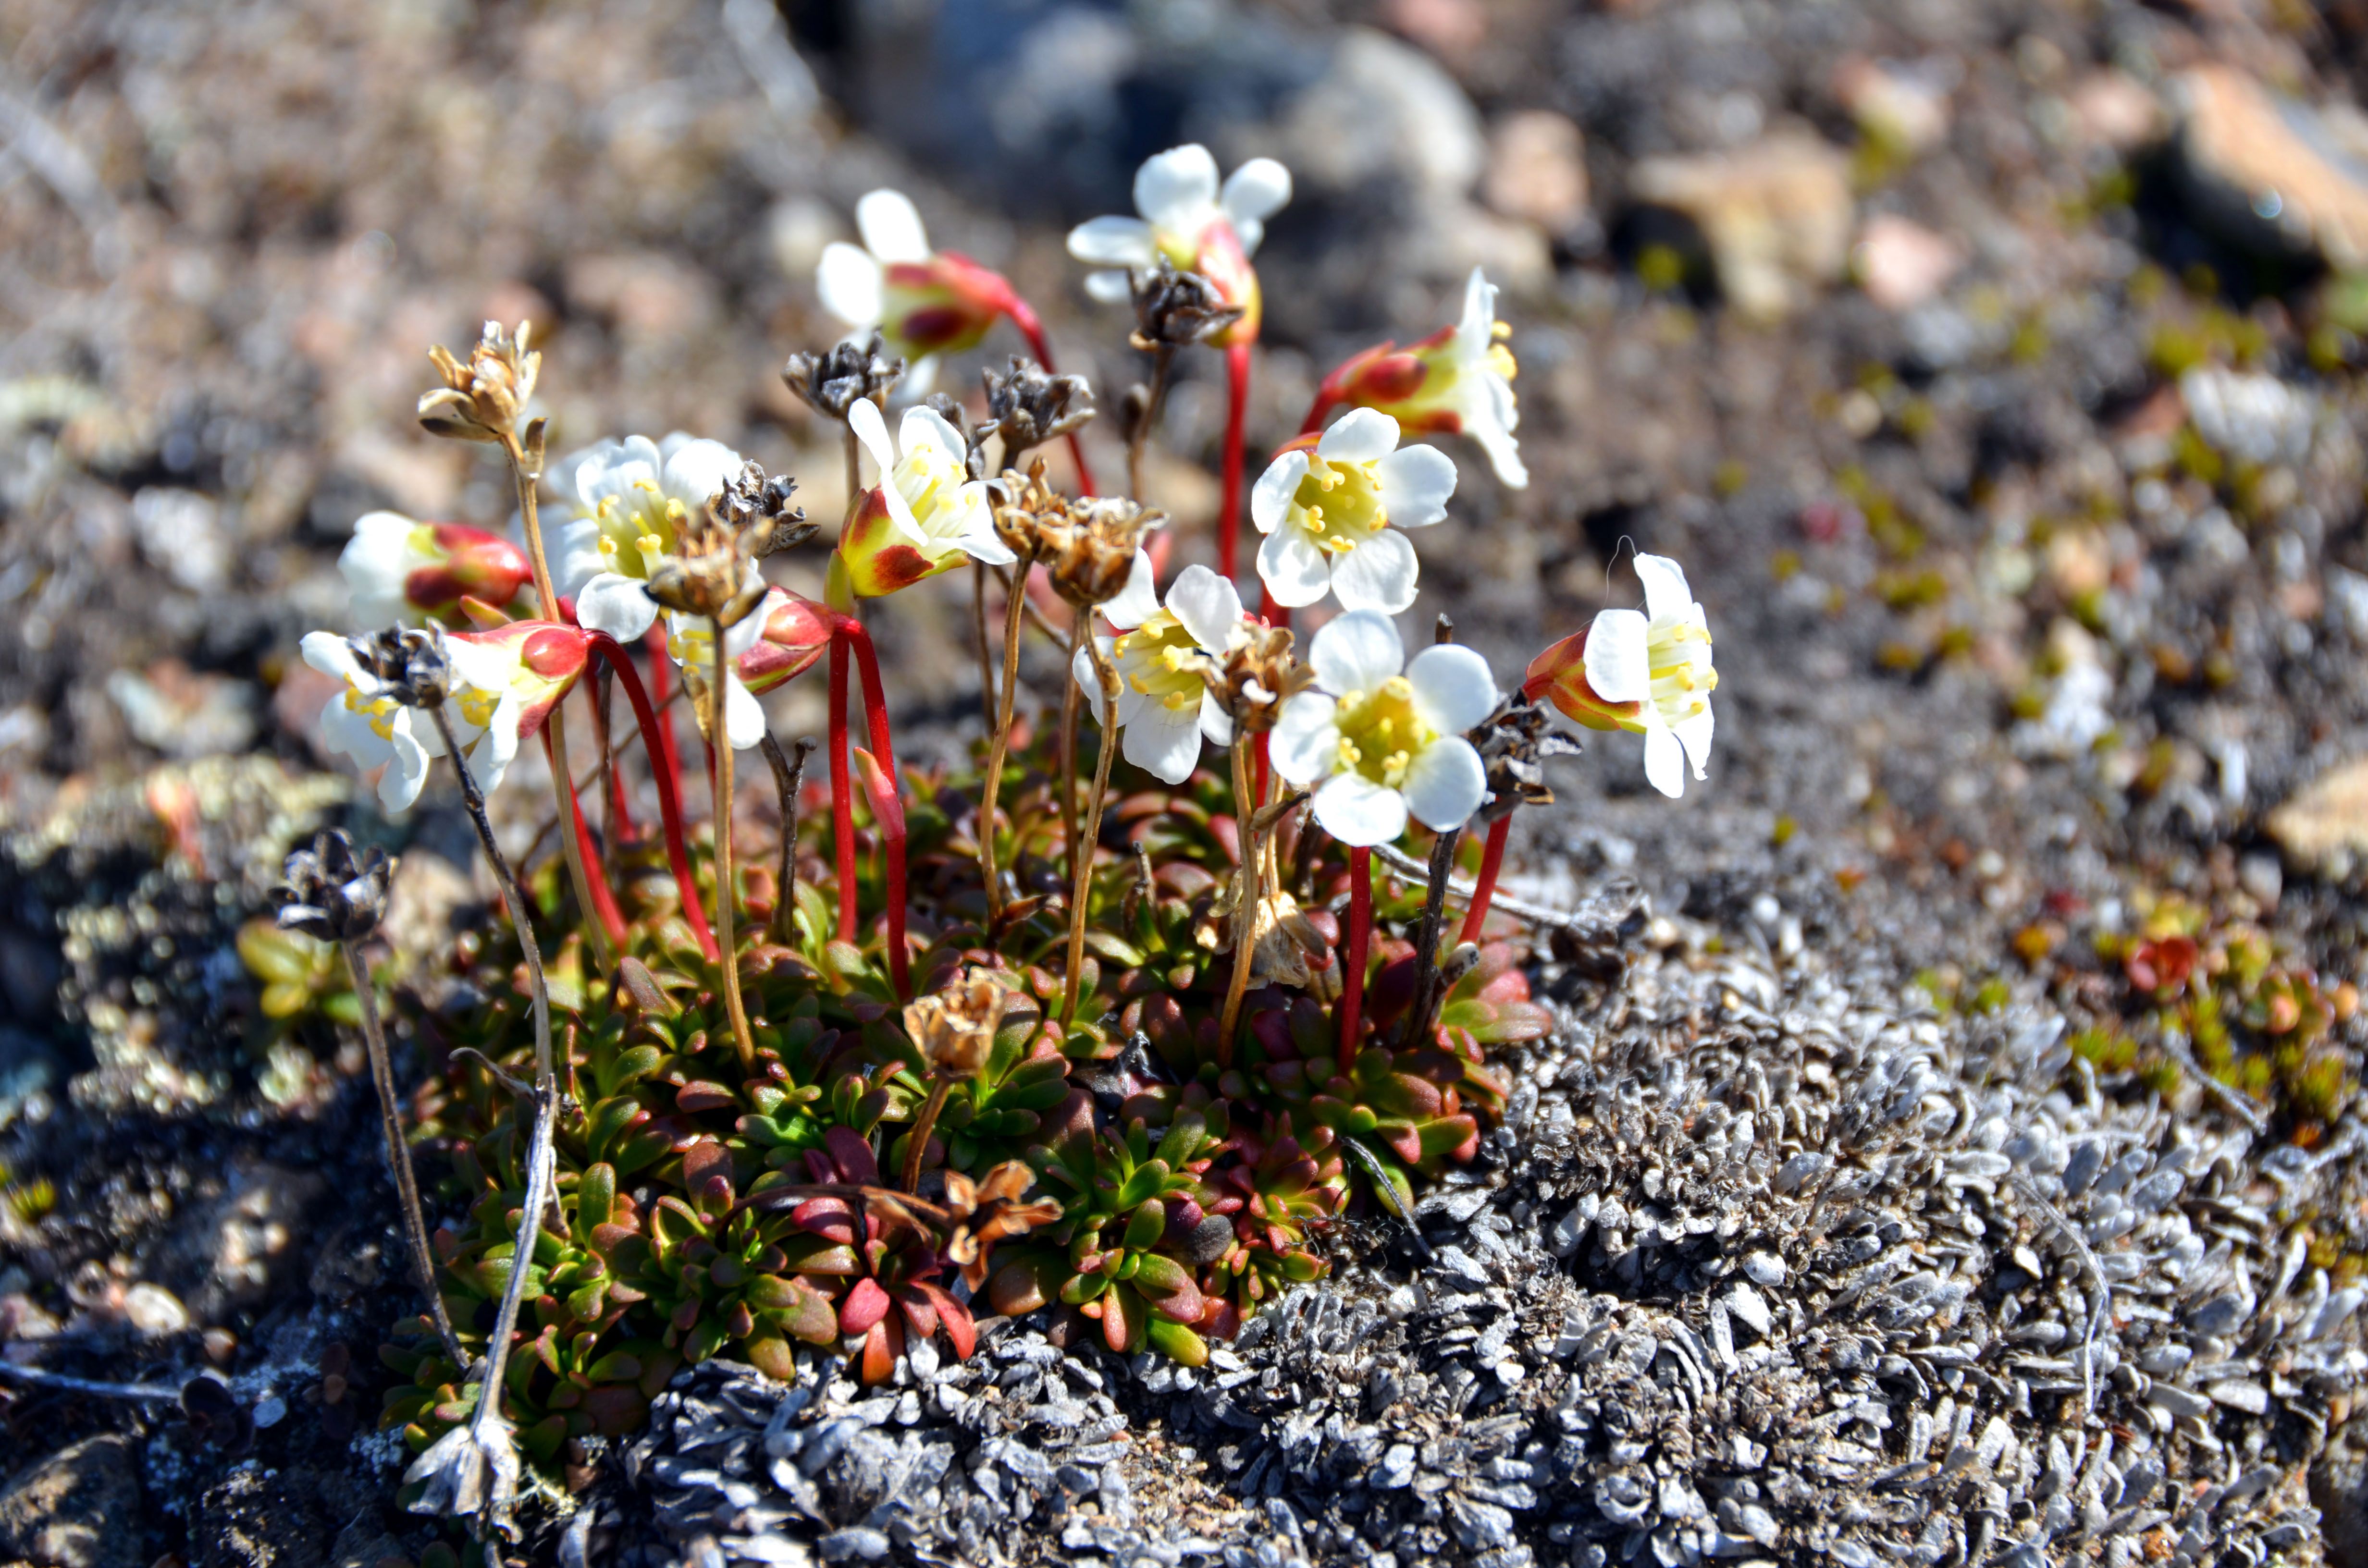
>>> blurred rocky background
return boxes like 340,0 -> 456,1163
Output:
9,0 -> 2368,1562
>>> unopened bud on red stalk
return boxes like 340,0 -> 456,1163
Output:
340,512 -> 533,628
818,192 -> 1030,398
1313,267 -> 1527,489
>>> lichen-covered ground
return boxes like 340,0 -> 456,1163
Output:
6,0 -> 2368,1563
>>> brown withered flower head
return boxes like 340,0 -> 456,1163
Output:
1196,878 -> 1337,998
1208,620 -> 1304,735
1470,692 -> 1582,822
782,332 -> 905,422
347,625 -> 450,710
643,470 -> 775,627
275,830 -> 393,945
1130,262 -> 1244,352
989,458 -> 1065,562
939,1161 -> 1062,1292
711,460 -> 814,561
923,392 -> 993,479
902,968 -> 1006,1078
983,357 -> 1096,460
1044,496 -> 1162,610
419,321 -> 538,444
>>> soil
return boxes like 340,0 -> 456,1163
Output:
3,0 -> 2368,1563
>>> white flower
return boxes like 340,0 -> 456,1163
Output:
1344,267 -> 1526,490
836,398 -> 1013,597
816,190 -> 1012,399
1251,409 -> 1458,613
1067,144 -> 1292,306
338,511 -> 534,629
1581,554 -> 1717,798
666,605 -> 771,751
1270,611 -> 1496,847
301,630 -> 520,814
551,432 -> 745,643
1072,563 -> 1246,785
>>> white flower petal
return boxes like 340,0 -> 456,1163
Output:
1310,610 -> 1405,696
1198,687 -> 1235,748
340,512 -> 422,626
723,676 -> 767,750
1673,703 -> 1714,780
301,630 -> 365,684
382,719 -> 432,813
1124,703 -> 1204,785
1468,416 -> 1529,490
1582,607 -> 1651,705
1232,216 -> 1265,256
1269,693 -> 1339,785
1634,553 -> 1696,626
846,396 -> 896,478
471,695 -> 521,794
855,188 -> 930,263
318,689 -> 385,767
1328,527 -> 1419,615
1067,217 -> 1159,269
1101,550 -> 1162,630
1407,645 -> 1498,735
662,439 -> 743,514
1084,268 -> 1135,305
577,574 -> 661,642
1221,158 -> 1293,228
1073,640 -> 1106,725
553,516 -> 611,600
902,404 -> 967,468
901,355 -> 939,401
1401,737 -> 1485,832
1374,443 -> 1458,528
1256,526 -> 1332,608
1313,772 -> 1407,848
1316,407 -> 1400,465
816,242 -> 885,330
1250,450 -> 1307,535
1134,145 -> 1220,237
722,596 -> 770,657
1457,267 -> 1495,349
1642,724 -> 1686,798
1166,564 -> 1244,652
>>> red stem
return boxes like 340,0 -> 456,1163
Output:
643,625 -> 687,812
545,726 -> 628,950
1007,298 -> 1097,498
1338,846 -> 1372,1078
828,629 -> 857,946
1220,342 -> 1250,583
1459,815 -> 1510,945
1299,387 -> 1336,436
836,614 -> 911,1000
587,633 -> 718,963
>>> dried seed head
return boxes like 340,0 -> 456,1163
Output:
989,458 -> 1067,562
782,333 -> 905,421
1044,497 -> 1162,609
984,357 -> 1096,458
941,1159 -> 1063,1288
1209,621 -> 1303,735
1130,262 -> 1244,352
903,968 -> 1006,1078
713,461 -> 814,560
349,625 -> 451,709
1196,878 -> 1336,995
1471,691 -> 1582,821
274,830 -> 393,945
418,320 -> 538,444
922,392 -> 993,479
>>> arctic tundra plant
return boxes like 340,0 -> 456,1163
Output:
278,155 -> 1714,1552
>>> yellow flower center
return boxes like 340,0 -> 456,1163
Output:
897,446 -> 969,546
1331,676 -> 1433,790
592,480 -> 682,581
456,687 -> 500,730
343,688 -> 402,743
1113,611 -> 1207,715
1290,454 -> 1388,557
1645,621 -> 1717,723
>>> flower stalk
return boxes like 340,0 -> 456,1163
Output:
1217,734 -> 1263,1060
1221,341 -> 1249,581
976,561 -> 1031,921
1459,815 -> 1511,944
709,613 -> 755,1070
1062,636 -> 1122,1025
760,734 -> 813,945
587,633 -> 717,962
1339,845 -> 1372,1077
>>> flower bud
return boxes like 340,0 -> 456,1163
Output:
736,588 -> 832,696
983,358 -> 1096,458
1521,625 -> 1640,733
341,513 -> 532,628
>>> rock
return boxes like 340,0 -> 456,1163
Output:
0,1434 -> 143,1568
2068,70 -> 2164,152
121,1281 -> 189,1335
2311,1433 -> 2368,1568
104,662 -> 260,761
2175,66 -> 2368,268
1628,133 -> 1853,321
2180,367 -> 2313,467
148,1160 -> 326,1322
1482,110 -> 1591,235
2267,758 -> 2368,878
1832,56 -> 1953,156
1272,28 -> 1483,199
1852,215 -> 1964,310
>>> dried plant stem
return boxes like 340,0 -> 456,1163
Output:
1057,621 -> 1085,917
0,1363 -> 184,1402
497,429 -> 611,971
1338,846 -> 1372,1078
343,936 -> 468,1374
1062,637 -> 1122,1026
973,561 -> 996,724
429,708 -> 554,1467
1217,735 -> 1262,1061
1458,814 -> 1512,945
760,734 -> 812,945
1395,827 -> 1463,1050
711,615 -> 755,1070
976,568 -> 1031,921
901,1074 -> 953,1194
1127,346 -> 1176,505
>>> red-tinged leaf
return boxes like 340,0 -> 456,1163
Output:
912,1282 -> 974,1360
860,1313 -> 903,1385
895,1286 -> 939,1342
681,1139 -> 733,1192
677,1081 -> 737,1114
1100,1277 -> 1137,1354
824,1126 -> 878,1186
840,1276 -> 891,1336
791,1198 -> 857,1245
747,1333 -> 795,1382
